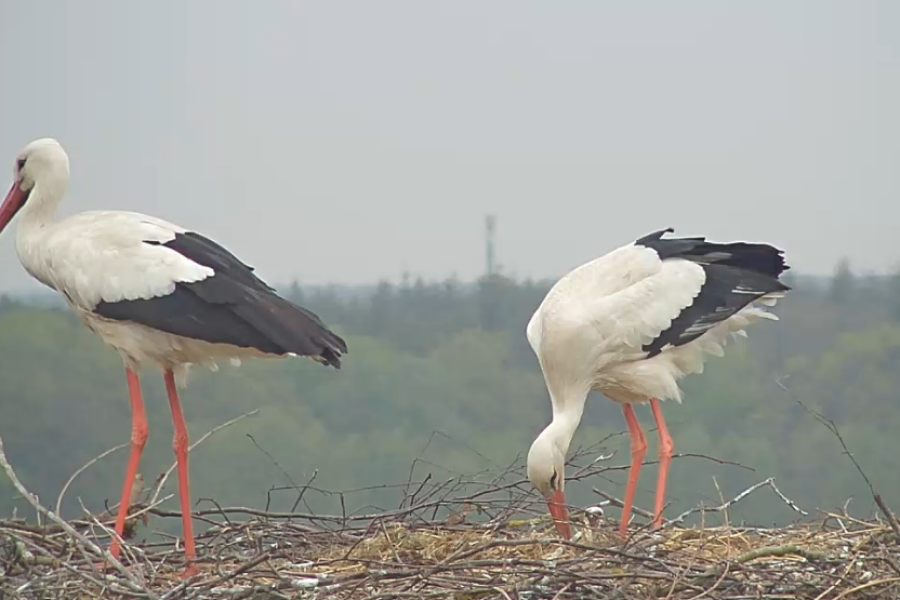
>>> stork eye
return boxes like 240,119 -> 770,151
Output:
549,470 -> 558,489
16,158 -> 26,172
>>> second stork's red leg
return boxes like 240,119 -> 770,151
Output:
649,398 -> 674,528
163,370 -> 199,578
619,404 -> 647,539
109,368 -> 148,561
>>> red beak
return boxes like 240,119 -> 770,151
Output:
0,182 -> 26,233
547,489 -> 572,539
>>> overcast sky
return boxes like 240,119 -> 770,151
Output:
1,2 -> 897,292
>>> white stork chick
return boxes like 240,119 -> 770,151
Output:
0,138 -> 348,577
525,228 -> 789,540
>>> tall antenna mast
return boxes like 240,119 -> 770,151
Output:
485,214 -> 497,277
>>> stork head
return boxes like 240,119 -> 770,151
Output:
527,427 -> 572,539
0,138 -> 70,234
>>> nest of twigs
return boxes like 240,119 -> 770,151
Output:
2,509 -> 899,599
1,431 -> 899,599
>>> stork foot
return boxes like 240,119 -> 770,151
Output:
178,562 -> 201,579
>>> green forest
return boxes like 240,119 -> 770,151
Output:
1,261 -> 899,534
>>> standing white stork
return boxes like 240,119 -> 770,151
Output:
525,228 -> 789,540
0,138 -> 348,577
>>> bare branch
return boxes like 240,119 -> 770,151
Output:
0,429 -> 153,597
1,430 -> 896,599
56,442 -> 129,517
777,375 -> 900,540
149,409 -> 259,505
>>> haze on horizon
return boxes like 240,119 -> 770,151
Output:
1,2 -> 897,294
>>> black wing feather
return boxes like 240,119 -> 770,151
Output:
94,231 -> 347,368
635,228 -> 790,358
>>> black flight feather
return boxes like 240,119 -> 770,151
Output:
94,231 -> 347,368
635,228 -> 790,358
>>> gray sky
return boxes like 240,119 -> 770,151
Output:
1,2 -> 897,292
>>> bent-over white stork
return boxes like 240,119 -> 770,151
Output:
525,228 -> 789,540
0,138 -> 348,577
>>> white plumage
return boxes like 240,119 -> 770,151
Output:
20,211 -> 213,307
0,138 -> 347,577
526,242 -> 782,405
525,228 -> 789,540
15,210 -> 229,380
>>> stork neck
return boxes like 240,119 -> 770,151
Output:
545,389 -> 588,456
16,175 -> 67,232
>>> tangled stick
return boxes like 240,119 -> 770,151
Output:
2,421 -> 899,598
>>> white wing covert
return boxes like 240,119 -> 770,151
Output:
40,211 -> 213,309
586,258 -> 705,356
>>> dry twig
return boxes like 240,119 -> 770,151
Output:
1,439 -> 897,599
777,375 -> 900,541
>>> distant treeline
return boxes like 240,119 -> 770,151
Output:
0,261 -> 899,535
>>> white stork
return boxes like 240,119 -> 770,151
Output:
525,228 -> 789,540
0,138 -> 348,577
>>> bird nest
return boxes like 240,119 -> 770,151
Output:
2,432 -> 899,599
2,508 -> 899,599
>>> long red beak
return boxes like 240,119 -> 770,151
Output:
547,489 -> 572,539
0,182 -> 26,233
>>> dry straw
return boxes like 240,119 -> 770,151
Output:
1,416 -> 898,599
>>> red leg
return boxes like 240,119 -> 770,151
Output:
619,404 -> 647,539
109,368 -> 148,562
164,370 -> 199,578
649,398 -> 674,528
